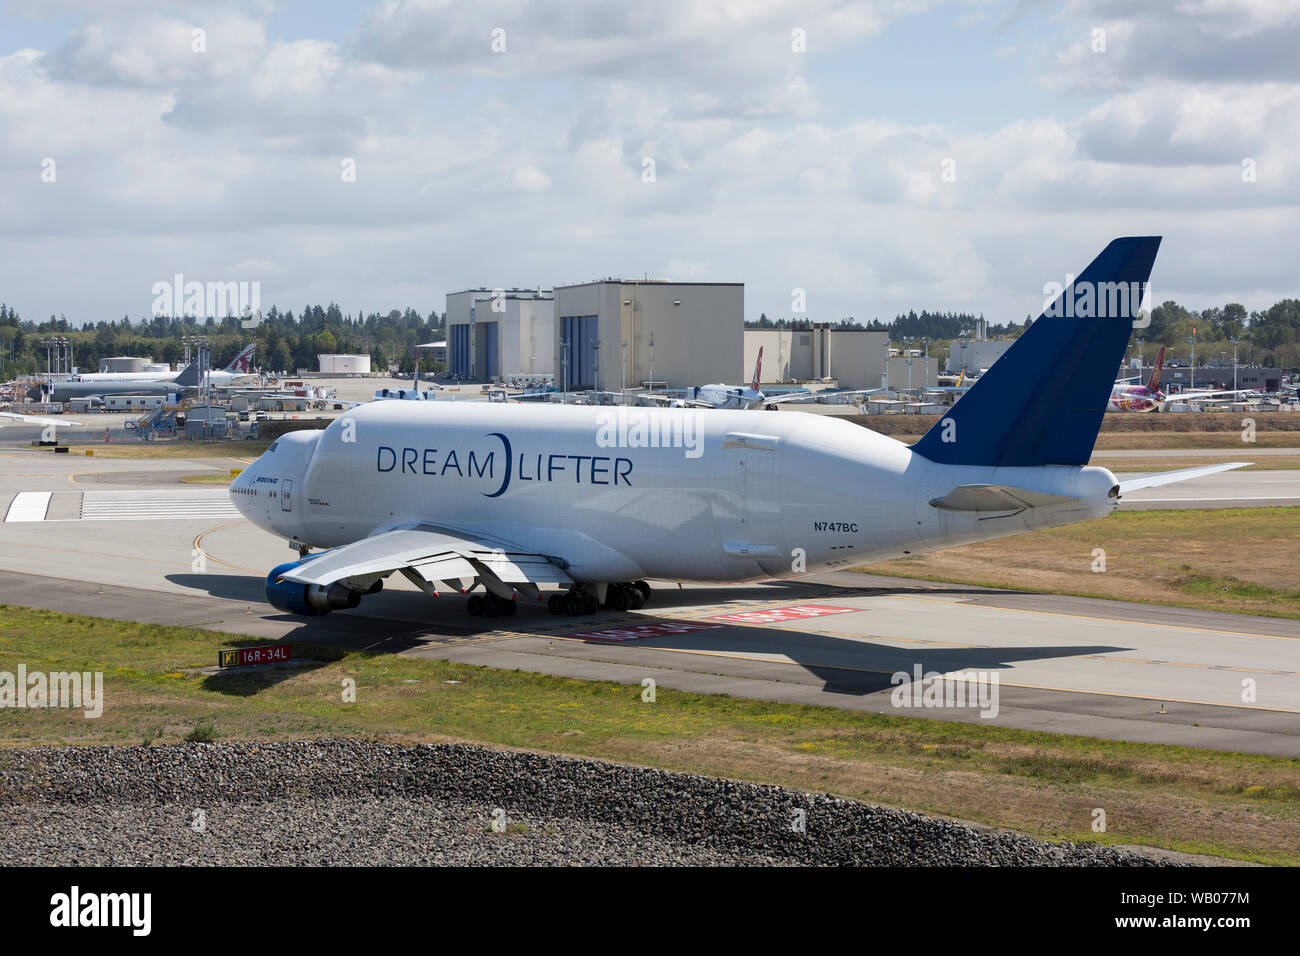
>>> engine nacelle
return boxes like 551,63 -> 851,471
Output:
265,559 -> 361,616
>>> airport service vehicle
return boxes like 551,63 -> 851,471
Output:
233,237 -> 1247,619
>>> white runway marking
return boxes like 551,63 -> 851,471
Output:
4,491 -> 51,522
79,490 -> 241,521
1130,496 -> 1300,503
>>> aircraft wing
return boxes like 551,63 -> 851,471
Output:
275,524 -> 573,599
1117,461 -> 1251,495
1162,389 -> 1257,406
758,391 -> 816,407
0,412 -> 83,427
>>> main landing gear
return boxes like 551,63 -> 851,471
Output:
546,581 -> 651,616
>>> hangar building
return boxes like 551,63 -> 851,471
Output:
446,288 -> 555,382
946,338 -> 1012,374
743,327 -> 938,392
553,280 -> 743,391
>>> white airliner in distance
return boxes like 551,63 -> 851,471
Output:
232,237 -> 1248,619
645,347 -> 882,410
73,343 -> 257,386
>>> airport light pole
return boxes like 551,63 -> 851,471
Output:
648,332 -> 655,394
561,340 -> 569,401
1230,337 -> 1241,391
621,340 -> 627,399
922,337 -> 930,389
1187,332 -> 1196,390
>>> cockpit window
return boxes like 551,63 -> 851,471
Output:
268,440 -> 280,452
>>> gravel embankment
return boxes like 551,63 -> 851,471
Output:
0,739 -> 1170,866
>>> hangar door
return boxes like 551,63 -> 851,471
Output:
562,315 -> 598,389
483,322 -> 498,379
450,324 -> 471,377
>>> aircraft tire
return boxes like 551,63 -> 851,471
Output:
547,594 -> 565,615
633,580 -> 651,602
564,594 -> 583,616
467,595 -> 486,616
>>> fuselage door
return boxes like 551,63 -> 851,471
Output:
281,478 -> 293,512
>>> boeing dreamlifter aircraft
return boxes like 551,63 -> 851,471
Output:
232,237 -> 1247,618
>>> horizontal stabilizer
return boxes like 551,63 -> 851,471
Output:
1118,461 -> 1250,495
929,484 -> 1082,517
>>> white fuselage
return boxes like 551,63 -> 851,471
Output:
691,384 -> 764,409
232,402 -> 1119,583
73,369 -> 251,385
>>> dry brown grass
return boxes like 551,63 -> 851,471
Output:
862,508 -> 1300,618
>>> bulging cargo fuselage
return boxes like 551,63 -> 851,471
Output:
232,400 -> 1119,584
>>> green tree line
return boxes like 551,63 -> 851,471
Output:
0,304 -> 446,378
745,300 -> 1300,371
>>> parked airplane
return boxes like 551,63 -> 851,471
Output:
72,344 -> 256,386
1108,345 -> 1166,411
641,348 -> 815,409
232,237 -> 1247,620
1107,346 -> 1260,411
43,359 -> 200,404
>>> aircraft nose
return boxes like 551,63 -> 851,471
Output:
230,460 -> 257,517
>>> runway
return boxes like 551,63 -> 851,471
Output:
1,447 -> 1298,756
1116,469 -> 1300,509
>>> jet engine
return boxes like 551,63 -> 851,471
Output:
265,558 -> 364,616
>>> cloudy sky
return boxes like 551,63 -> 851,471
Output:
2,0 -> 1298,327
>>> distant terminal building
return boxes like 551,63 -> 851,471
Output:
446,288 -> 554,382
886,354 -> 940,391
743,327 -> 938,392
1123,362 -> 1283,394
415,340 -> 447,367
317,354 -> 371,374
946,338 -> 1012,375
554,280 -> 742,390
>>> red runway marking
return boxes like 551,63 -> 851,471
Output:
709,604 -> 858,625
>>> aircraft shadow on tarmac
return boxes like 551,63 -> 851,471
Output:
166,573 -> 265,603
169,573 -> 1127,698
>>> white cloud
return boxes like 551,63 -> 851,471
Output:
1,0 -> 1298,330
511,165 -> 552,191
